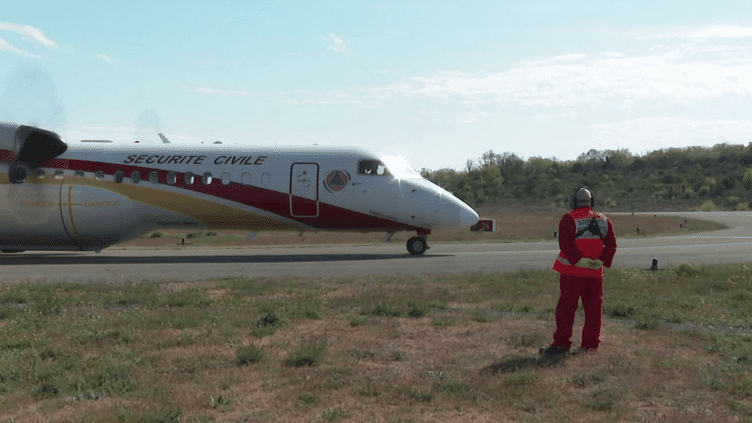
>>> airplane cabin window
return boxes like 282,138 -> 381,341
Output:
221,172 -> 231,185
357,160 -> 390,176
131,171 -> 141,184
261,172 -> 271,186
167,171 -> 177,185
149,171 -> 159,184
202,172 -> 213,185
242,172 -> 251,185
95,170 -> 105,180
75,170 -> 84,177
54,170 -> 64,179
114,171 -> 124,183
35,169 -> 45,179
185,172 -> 194,185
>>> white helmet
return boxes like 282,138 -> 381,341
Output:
569,187 -> 594,209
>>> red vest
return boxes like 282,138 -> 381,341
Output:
553,207 -> 610,277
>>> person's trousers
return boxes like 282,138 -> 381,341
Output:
552,273 -> 603,350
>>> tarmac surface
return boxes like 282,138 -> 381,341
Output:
1,211 -> 751,283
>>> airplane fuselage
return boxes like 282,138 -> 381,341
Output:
0,123 -> 479,253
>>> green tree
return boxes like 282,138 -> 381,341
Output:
742,168 -> 752,189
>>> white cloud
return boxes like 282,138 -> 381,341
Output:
590,117 -> 752,153
328,33 -> 346,54
0,36 -> 40,59
646,25 -> 752,40
389,46 -> 752,108
322,29 -> 752,113
285,23 -> 752,160
195,86 -> 249,96
536,110 -> 578,121
196,86 -> 221,94
98,53 -> 113,63
0,22 -> 57,48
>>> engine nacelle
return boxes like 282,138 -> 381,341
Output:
0,123 -> 68,183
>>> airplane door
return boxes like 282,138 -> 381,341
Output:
290,163 -> 319,217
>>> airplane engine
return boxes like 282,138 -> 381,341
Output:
0,124 -> 68,184
0,123 -> 148,251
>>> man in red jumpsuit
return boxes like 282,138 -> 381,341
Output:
540,187 -> 617,356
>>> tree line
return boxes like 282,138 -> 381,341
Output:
421,144 -> 752,211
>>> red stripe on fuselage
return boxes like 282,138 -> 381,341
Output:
1,153 -> 423,232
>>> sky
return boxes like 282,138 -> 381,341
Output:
2,1 -> 752,171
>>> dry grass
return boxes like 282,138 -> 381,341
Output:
1,266 -> 750,422
0,313 -> 739,422
117,210 -> 721,248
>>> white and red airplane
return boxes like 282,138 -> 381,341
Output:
0,123 -> 480,255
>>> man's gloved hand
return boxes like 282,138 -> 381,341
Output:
575,258 -> 592,268
590,259 -> 604,269
575,258 -> 604,269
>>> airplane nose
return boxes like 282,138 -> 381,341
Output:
407,180 -> 479,229
459,203 -> 479,227
438,193 -> 479,228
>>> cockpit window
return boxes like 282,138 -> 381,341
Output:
380,155 -> 423,179
357,160 -> 390,176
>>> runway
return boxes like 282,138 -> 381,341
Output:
2,211 -> 751,282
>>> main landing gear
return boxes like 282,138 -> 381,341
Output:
406,236 -> 429,255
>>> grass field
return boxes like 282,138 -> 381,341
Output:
1,262 -> 751,422
116,210 -> 723,248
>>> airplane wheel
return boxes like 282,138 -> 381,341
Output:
406,236 -> 428,255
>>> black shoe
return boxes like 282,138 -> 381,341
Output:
539,345 -> 570,356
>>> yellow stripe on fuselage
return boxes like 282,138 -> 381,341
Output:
0,172 -> 299,231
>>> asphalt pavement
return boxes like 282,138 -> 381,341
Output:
1,211 -> 750,282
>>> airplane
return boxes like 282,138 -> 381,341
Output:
0,122 -> 481,255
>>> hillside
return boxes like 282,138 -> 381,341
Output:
422,144 -> 752,212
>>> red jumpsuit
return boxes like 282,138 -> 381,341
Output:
550,206 -> 617,350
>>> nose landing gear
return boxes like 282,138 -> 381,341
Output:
406,236 -> 428,255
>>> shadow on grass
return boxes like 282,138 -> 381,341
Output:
480,354 -> 568,375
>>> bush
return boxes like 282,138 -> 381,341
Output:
236,345 -> 264,366
605,302 -> 637,319
284,339 -> 327,367
699,200 -> 717,211
635,313 -> 660,330
406,299 -> 430,318
140,408 -> 182,423
253,307 -> 284,338
34,378 -> 64,398
87,363 -> 136,396
288,301 -> 323,320
437,379 -> 474,396
674,263 -> 706,277
362,302 -> 402,317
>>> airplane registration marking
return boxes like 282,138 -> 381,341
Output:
122,154 -> 267,166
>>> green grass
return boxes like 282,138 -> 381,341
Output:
236,345 -> 264,365
2,265 -> 752,421
283,339 -> 327,367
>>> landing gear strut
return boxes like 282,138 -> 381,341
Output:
406,236 -> 428,255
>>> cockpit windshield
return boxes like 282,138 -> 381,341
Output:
357,156 -> 422,179
380,155 -> 422,179
357,159 -> 390,176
